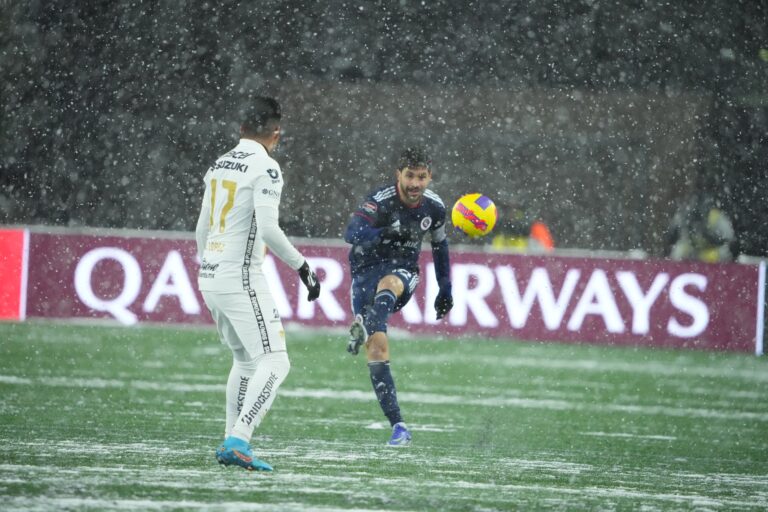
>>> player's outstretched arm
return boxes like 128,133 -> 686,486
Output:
431,237 -> 453,319
254,204 -> 320,301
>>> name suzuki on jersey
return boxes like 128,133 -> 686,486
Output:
213,160 -> 249,173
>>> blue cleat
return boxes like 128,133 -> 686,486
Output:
215,436 -> 273,471
347,313 -> 368,355
387,422 -> 412,447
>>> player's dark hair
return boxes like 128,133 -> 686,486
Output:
241,96 -> 281,137
398,147 -> 432,171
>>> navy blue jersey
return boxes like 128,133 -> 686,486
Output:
345,183 -> 449,275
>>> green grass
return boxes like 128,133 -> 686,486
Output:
1,321 -> 767,511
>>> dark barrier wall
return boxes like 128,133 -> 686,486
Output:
2,1 -> 766,254
276,82 -> 707,255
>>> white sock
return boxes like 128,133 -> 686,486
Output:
231,351 -> 291,442
225,358 -> 257,438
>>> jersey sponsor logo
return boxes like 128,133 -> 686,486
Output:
266,168 -> 280,181
262,188 -> 281,199
225,151 -> 254,159
199,259 -> 219,279
421,217 -> 432,230
213,159 -> 249,173
361,201 -> 378,214
206,241 -> 225,252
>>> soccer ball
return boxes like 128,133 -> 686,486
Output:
451,193 -> 497,238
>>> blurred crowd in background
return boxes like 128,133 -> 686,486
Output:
1,0 -> 766,258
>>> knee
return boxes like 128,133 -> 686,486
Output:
378,275 -> 404,296
238,351 -> 291,380
263,350 -> 291,380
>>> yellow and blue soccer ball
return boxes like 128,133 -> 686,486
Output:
451,193 -> 497,238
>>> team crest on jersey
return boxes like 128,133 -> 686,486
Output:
421,217 -> 432,230
361,201 -> 378,214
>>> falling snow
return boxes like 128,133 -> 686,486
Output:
1,1 -> 766,255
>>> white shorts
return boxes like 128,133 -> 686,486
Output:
202,285 -> 286,359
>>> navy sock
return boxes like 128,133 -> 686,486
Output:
365,290 -> 397,333
368,361 -> 403,426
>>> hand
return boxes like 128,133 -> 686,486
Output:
434,284 -> 453,320
298,261 -> 320,301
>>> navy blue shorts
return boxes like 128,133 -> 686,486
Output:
350,264 -> 420,318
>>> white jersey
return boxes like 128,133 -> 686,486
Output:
195,138 -> 304,292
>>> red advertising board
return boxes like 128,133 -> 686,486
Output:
26,232 -> 208,326
0,228 -> 28,320
7,227 -> 767,353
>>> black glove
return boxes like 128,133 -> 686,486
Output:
298,261 -> 320,301
434,283 -> 453,320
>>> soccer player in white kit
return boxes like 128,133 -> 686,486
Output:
195,96 -> 320,471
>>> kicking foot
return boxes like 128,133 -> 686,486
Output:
347,313 -> 368,355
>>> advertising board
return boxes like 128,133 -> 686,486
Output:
2,227 -> 765,353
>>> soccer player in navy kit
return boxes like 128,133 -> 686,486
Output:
344,147 -> 453,446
